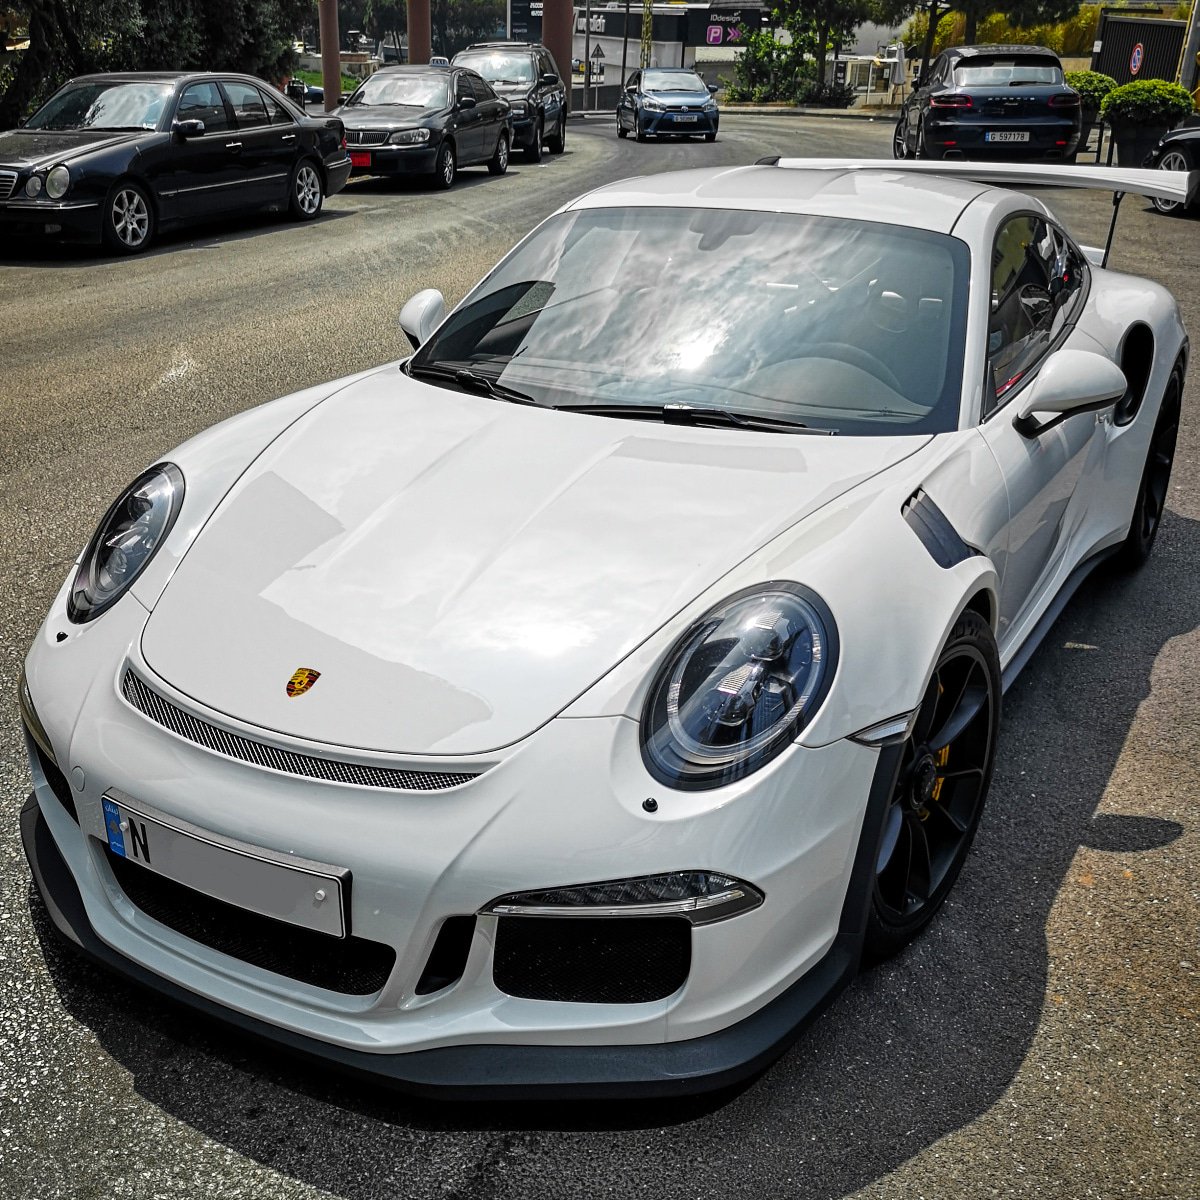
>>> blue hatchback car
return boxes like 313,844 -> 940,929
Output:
616,67 -> 719,142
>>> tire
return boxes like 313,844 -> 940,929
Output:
635,120 -> 648,143
547,113 -> 566,153
863,608 -> 1001,962
288,159 -> 324,221
892,117 -> 911,160
1114,366 -> 1182,569
488,130 -> 510,176
617,123 -> 628,139
704,131 -> 716,143
433,141 -> 456,190
101,180 -> 155,254
914,119 -> 936,160
1151,149 -> 1192,215
525,116 -> 544,162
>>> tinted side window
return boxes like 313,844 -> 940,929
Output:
469,75 -> 494,103
177,82 -> 229,133
263,90 -> 296,125
455,74 -> 473,103
987,215 -> 1080,406
225,81 -> 270,128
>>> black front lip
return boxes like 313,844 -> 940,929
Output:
20,742 -> 902,1099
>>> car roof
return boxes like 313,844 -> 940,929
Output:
945,44 -> 1059,59
567,165 -> 993,235
67,71 -> 279,87
462,42 -> 540,50
374,64 -> 456,74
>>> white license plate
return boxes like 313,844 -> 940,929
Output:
101,791 -> 349,937
673,114 -> 699,123
985,131 -> 1030,143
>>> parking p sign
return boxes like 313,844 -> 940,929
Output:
688,8 -> 766,47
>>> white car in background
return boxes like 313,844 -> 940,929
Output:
20,159 -> 1192,1097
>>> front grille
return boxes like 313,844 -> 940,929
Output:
105,847 -> 396,994
493,916 -> 691,1003
121,670 -> 478,791
0,170 -> 16,200
345,129 -> 390,145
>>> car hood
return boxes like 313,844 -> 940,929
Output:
334,104 -> 441,127
141,371 -> 930,755
644,90 -> 711,105
0,128 -> 142,168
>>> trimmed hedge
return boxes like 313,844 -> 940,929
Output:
1064,70 -> 1116,109
1099,79 -> 1195,126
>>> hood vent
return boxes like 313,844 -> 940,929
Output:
120,670 -> 479,792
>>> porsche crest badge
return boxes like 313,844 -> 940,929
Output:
286,667 -> 321,698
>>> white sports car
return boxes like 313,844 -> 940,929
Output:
20,159 -> 1192,1098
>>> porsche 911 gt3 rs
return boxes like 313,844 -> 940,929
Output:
20,158 -> 1193,1098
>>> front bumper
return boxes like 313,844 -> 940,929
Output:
0,198 -> 102,243
347,145 -> 439,176
641,111 -> 718,136
924,116 -> 1079,159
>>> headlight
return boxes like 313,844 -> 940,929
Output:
389,127 -> 431,145
641,583 -> 837,790
643,98 -> 665,112
25,175 -> 42,198
45,165 -> 70,199
704,99 -> 718,112
68,463 -> 185,623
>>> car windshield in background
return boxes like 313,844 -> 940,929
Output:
644,71 -> 707,92
26,81 -> 174,131
456,52 -> 535,83
348,74 -> 449,107
411,207 -> 970,436
953,58 -> 1064,86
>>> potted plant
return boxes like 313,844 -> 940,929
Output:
1064,70 -> 1116,158
1099,79 -> 1196,167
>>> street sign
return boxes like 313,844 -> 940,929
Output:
591,44 -> 605,59
685,8 -> 767,49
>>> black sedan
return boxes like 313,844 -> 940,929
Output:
334,66 -> 512,189
1146,124 -> 1200,217
0,72 -> 350,254
893,45 -> 1081,162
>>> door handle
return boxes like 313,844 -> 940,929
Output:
225,141 -> 243,150
281,133 -> 297,141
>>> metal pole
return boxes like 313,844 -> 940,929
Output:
919,0 -> 939,84
318,0 -> 340,112
621,0 -> 630,87
584,0 -> 592,110
1180,0 -> 1200,93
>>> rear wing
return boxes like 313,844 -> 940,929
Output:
757,158 -> 1197,269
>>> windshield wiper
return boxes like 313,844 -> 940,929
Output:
406,362 -> 538,405
555,403 -> 836,434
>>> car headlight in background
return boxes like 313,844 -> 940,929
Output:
389,127 -> 431,145
45,165 -> 70,199
68,463 -> 184,623
641,583 -> 837,789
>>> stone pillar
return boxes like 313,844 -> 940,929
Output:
408,0 -> 432,65
319,0 -> 340,112
542,0 -> 573,114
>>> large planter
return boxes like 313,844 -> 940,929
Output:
1108,118 -> 1170,167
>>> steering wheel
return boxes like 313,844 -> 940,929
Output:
801,342 -> 907,394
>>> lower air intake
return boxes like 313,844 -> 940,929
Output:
493,916 -> 690,1003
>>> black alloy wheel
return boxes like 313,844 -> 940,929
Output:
101,179 -> 155,254
433,141 -> 456,190
865,609 -> 1000,961
525,116 -> 544,162
892,117 -> 911,159
288,159 -> 324,220
1115,367 -> 1182,569
547,112 -> 566,153
1151,149 -> 1193,215
488,130 -> 510,175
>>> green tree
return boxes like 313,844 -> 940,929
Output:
429,0 -> 504,58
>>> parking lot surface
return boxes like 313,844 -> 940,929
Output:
1,114 -> 1197,1200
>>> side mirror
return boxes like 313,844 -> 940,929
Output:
399,288 -> 446,351
458,95 -> 476,109
173,118 -> 206,138
541,73 -> 559,86
1013,349 -> 1127,437
708,83 -> 719,94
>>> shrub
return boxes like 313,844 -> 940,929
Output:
1064,70 -> 1116,110
795,77 -> 855,107
1100,79 -> 1196,126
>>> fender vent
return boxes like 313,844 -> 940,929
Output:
902,490 -> 978,569
120,670 -> 479,791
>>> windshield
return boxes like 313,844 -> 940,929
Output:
26,81 -> 173,131
644,70 -> 707,93
953,58 -> 1064,86
348,73 -> 449,108
455,52 -> 535,84
411,207 -> 970,436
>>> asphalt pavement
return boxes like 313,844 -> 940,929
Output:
1,114 -> 1197,1200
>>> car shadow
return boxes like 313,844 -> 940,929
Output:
28,509 -> 1198,1198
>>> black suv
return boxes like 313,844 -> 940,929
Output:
451,42 -> 566,161
894,44 -> 1080,162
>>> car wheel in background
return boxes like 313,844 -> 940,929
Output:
1115,366 -> 1182,569
288,160 -> 324,220
914,119 -> 936,160
704,130 -> 716,142
1151,149 -> 1193,215
433,141 -> 456,189
893,117 -> 912,159
525,116 -> 544,162
101,180 -> 155,254
617,119 -> 628,139
863,608 -> 1000,962
488,130 -> 510,175
547,113 -> 566,153
635,120 -> 648,143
